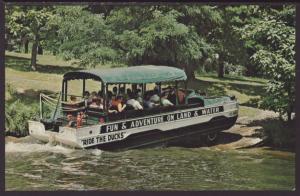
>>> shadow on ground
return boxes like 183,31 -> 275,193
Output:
246,118 -> 296,151
5,55 -> 81,74
200,74 -> 267,85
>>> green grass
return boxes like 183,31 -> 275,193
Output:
5,51 -> 75,68
197,72 -> 268,85
188,74 -> 269,118
238,106 -> 262,118
190,74 -> 268,106
5,51 -> 103,100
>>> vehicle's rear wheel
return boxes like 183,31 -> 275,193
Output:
206,132 -> 218,146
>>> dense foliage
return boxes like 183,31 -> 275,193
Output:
238,6 -> 295,121
5,100 -> 39,136
5,5 -> 296,121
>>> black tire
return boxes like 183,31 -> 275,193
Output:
206,132 -> 218,146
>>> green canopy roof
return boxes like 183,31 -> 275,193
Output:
63,65 -> 187,84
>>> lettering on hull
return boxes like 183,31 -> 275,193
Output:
101,106 -> 223,134
81,132 -> 125,146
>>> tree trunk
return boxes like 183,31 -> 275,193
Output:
245,63 -> 253,76
24,39 -> 29,54
286,85 -> 293,122
218,62 -> 224,78
5,33 -> 9,50
37,45 -> 43,55
184,65 -> 195,81
287,111 -> 292,122
31,34 -> 39,71
217,52 -> 225,78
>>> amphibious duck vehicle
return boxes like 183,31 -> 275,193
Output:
28,65 -> 238,150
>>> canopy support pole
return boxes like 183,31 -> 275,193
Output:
82,79 -> 86,97
65,80 -> 68,102
175,81 -> 179,105
40,93 -> 43,119
61,80 -> 65,101
184,81 -> 187,104
143,84 -> 146,95
159,82 -> 162,106
142,83 -> 145,98
132,84 -> 137,92
104,83 -> 108,112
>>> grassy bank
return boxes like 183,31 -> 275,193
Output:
5,51 -> 294,149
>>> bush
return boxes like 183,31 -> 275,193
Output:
224,63 -> 246,76
262,118 -> 295,150
5,99 -> 39,137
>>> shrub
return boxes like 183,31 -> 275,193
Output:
262,118 -> 295,150
5,99 -> 39,137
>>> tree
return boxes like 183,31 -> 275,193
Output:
206,6 -> 249,78
54,6 -> 118,67
54,5 -> 217,79
5,6 -> 55,70
106,5 -> 216,80
239,5 -> 295,121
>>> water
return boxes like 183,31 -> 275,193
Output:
5,140 -> 295,191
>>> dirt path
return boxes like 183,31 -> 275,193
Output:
212,108 -> 279,150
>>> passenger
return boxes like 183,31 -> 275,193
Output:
111,95 -> 126,112
149,89 -> 160,104
89,91 -> 97,104
106,91 -> 114,109
161,92 -> 174,106
112,86 -> 118,96
89,97 -> 104,110
136,88 -> 143,105
69,95 -> 79,104
121,88 -> 130,101
126,92 -> 143,110
119,87 -> 128,100
177,89 -> 186,104
97,90 -> 104,98
106,91 -> 118,113
90,91 -> 97,97
66,114 -> 76,127
144,93 -> 159,109
76,112 -> 84,128
154,83 -> 160,92
126,88 -> 132,96
167,89 -> 177,105
96,90 -> 104,105
83,91 -> 92,107
83,91 -> 90,99
166,88 -> 186,105
67,95 -> 85,119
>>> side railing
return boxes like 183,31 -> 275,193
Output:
40,92 -> 62,121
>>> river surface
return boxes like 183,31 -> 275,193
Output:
5,139 -> 295,191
